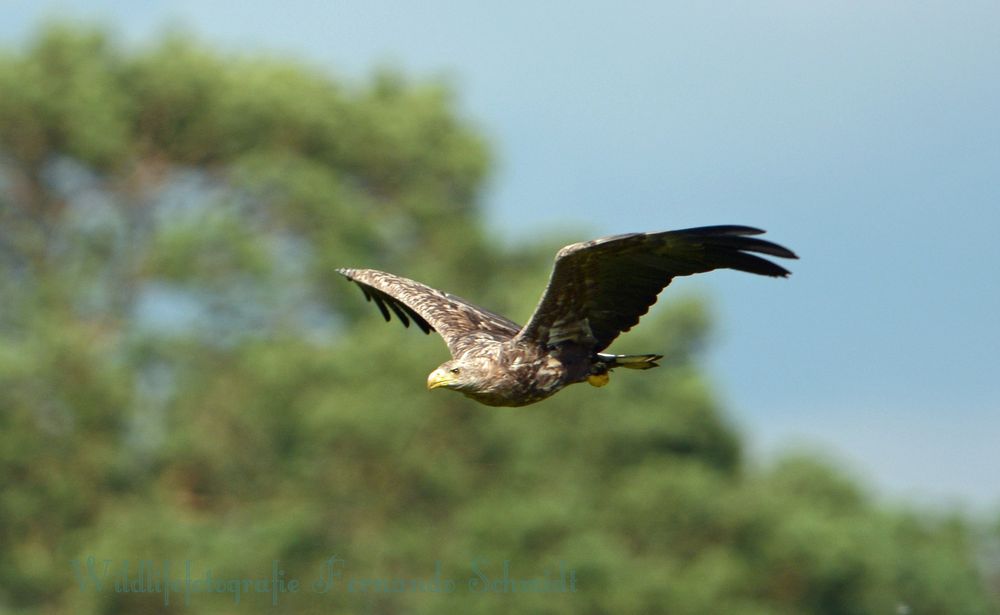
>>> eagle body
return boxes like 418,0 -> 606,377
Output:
338,226 -> 797,407
431,340 -> 594,407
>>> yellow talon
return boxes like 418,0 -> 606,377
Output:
587,373 -> 610,387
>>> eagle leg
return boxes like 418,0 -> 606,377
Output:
587,372 -> 610,387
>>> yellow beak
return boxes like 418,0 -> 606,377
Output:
427,368 -> 455,390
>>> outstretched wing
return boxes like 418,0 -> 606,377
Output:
514,226 -> 797,351
337,268 -> 522,357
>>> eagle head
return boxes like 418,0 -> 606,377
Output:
426,357 -> 492,393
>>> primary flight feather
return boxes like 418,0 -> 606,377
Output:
338,225 -> 796,407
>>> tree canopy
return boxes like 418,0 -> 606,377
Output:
1,23 -> 997,614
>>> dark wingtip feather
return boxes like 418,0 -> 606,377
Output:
709,249 -> 791,277
370,292 -> 392,322
673,225 -> 766,237
385,296 -> 411,327
668,225 -> 797,278
681,225 -> 798,272
339,270 -> 436,335
708,234 -> 798,260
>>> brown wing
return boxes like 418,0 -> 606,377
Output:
514,226 -> 797,351
337,268 -> 522,357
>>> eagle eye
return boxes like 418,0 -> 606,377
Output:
449,367 -> 461,374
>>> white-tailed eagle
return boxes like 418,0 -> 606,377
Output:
338,225 -> 796,406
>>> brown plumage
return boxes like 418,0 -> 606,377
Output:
338,225 -> 796,406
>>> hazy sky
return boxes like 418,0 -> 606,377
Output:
5,1 -> 999,509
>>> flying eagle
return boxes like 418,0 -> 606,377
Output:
338,225 -> 796,407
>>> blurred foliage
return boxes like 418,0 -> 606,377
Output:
1,23 -> 998,614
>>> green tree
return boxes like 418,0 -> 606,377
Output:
0,23 -> 996,614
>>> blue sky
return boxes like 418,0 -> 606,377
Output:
5,1 -> 999,509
